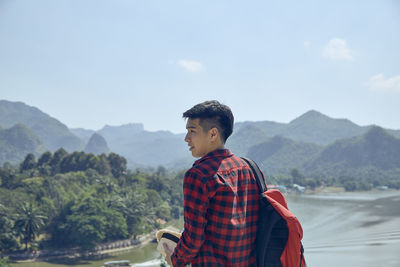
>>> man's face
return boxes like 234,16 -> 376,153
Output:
184,118 -> 212,158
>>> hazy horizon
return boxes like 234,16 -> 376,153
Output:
4,99 -> 400,134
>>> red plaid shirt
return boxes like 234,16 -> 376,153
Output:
171,149 -> 260,267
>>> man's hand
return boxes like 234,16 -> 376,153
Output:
163,242 -> 174,266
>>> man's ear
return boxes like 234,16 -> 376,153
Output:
209,127 -> 219,141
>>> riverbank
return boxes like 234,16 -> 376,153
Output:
9,217 -> 183,264
8,230 -> 158,263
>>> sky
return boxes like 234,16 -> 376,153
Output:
1,0 -> 399,134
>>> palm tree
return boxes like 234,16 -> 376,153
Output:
14,202 -> 47,251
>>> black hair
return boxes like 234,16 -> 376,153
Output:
182,100 -> 234,143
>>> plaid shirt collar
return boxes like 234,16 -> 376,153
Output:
193,148 -> 233,166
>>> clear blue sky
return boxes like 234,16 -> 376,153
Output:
1,0 -> 399,133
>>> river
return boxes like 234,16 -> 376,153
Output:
13,190 -> 400,267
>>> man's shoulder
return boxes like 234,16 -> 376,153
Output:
189,152 -> 245,176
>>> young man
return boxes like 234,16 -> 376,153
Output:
167,100 -> 260,266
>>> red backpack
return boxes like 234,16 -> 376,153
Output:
242,158 -> 306,267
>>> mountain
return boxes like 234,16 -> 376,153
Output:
97,123 -> 144,142
0,100 -> 84,151
2,99 -> 400,177
246,135 -> 322,175
73,124 -> 191,168
234,120 -> 287,137
304,126 -> 400,178
228,110 -> 400,156
282,110 -> 370,144
103,128 -> 190,168
84,133 -> 110,155
0,124 -> 46,164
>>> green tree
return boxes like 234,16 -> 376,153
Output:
0,204 -> 19,253
61,194 -> 128,249
122,192 -> 147,237
59,152 -> 79,173
103,208 -> 128,241
171,206 -> 180,219
156,166 -> 167,178
50,148 -> 67,174
65,196 -> 107,249
305,178 -> 317,190
146,175 -> 165,192
0,166 -> 16,189
96,176 -> 116,194
37,151 -> 52,166
290,168 -> 305,185
107,153 -> 127,178
14,202 -> 46,250
344,181 -> 357,191
156,201 -> 171,220
37,151 -> 53,176
96,154 -> 111,175
20,153 -> 36,172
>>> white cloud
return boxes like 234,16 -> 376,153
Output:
177,59 -> 204,72
322,38 -> 354,61
366,74 -> 400,93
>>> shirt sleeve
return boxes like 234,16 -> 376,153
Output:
171,168 -> 210,266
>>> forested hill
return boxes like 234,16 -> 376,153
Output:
0,100 -> 84,152
304,126 -> 400,178
0,124 -> 46,164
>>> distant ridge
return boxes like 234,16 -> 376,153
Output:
0,100 -> 84,151
98,123 -> 144,141
229,109 -> 400,157
1,99 -> 399,176
283,110 -> 366,143
73,123 -> 189,168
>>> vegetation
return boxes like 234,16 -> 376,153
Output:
1,102 -> 399,257
0,150 -> 183,254
0,257 -> 12,267
270,166 -> 400,192
248,127 -> 400,192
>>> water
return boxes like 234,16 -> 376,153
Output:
288,190 -> 400,267
13,190 -> 400,267
13,243 -> 160,267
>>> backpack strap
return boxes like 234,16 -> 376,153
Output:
242,157 -> 267,193
242,157 -> 307,267
300,243 -> 306,267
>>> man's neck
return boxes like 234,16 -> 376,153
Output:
207,143 -> 225,154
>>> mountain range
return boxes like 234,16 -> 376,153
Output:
1,99 -> 400,180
